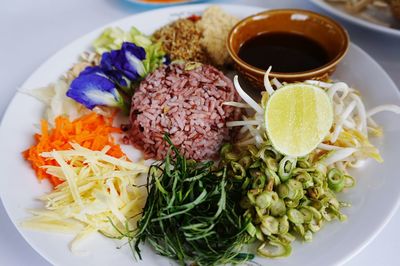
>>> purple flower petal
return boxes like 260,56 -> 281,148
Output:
67,66 -> 124,109
100,42 -> 146,81
120,42 -> 146,78
100,50 -> 119,72
100,51 -> 129,87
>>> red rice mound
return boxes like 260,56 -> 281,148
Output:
129,63 -> 239,160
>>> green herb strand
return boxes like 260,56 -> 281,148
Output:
131,135 -> 254,266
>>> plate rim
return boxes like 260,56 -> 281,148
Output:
311,0 -> 400,37
0,3 -> 399,266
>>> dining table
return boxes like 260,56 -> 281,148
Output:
0,0 -> 399,265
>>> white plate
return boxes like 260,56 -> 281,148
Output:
1,3 -> 400,266
311,0 -> 400,37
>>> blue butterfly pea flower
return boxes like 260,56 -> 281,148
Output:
67,42 -> 152,112
101,42 -> 146,81
67,66 -> 125,110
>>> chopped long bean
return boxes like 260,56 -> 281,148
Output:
221,141 -> 353,258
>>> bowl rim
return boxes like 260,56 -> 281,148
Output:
227,8 -> 350,79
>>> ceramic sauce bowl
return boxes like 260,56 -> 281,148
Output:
227,9 -> 349,86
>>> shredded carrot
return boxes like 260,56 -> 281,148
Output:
23,112 -> 125,187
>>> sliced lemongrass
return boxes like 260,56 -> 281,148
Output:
334,161 -> 346,172
261,216 -> 279,234
344,175 -> 356,188
278,156 -> 296,182
287,209 -> 304,224
327,168 -> 345,192
257,238 -> 291,258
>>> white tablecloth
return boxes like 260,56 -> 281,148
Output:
0,0 -> 399,265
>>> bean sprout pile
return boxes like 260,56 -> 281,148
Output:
226,68 -> 400,174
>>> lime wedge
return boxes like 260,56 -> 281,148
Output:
265,84 -> 333,157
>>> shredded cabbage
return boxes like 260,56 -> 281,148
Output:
21,80 -> 113,126
22,143 -> 148,252
22,80 -> 91,124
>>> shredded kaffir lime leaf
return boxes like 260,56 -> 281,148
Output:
119,135 -> 254,266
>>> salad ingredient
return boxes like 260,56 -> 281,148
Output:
67,42 -> 150,112
223,70 -> 398,257
153,18 -> 209,63
264,83 -> 333,157
24,51 -> 112,124
232,76 -> 264,114
131,136 -> 254,266
93,26 -> 165,74
305,79 -> 399,164
24,79 -> 92,124
64,51 -> 101,81
221,142 -> 351,257
67,66 -> 127,111
228,71 -> 399,169
129,62 -> 240,160
101,42 -> 146,80
22,143 -> 148,251
23,113 -> 124,187
198,6 -> 239,66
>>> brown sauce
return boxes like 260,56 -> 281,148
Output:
238,32 -> 330,73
